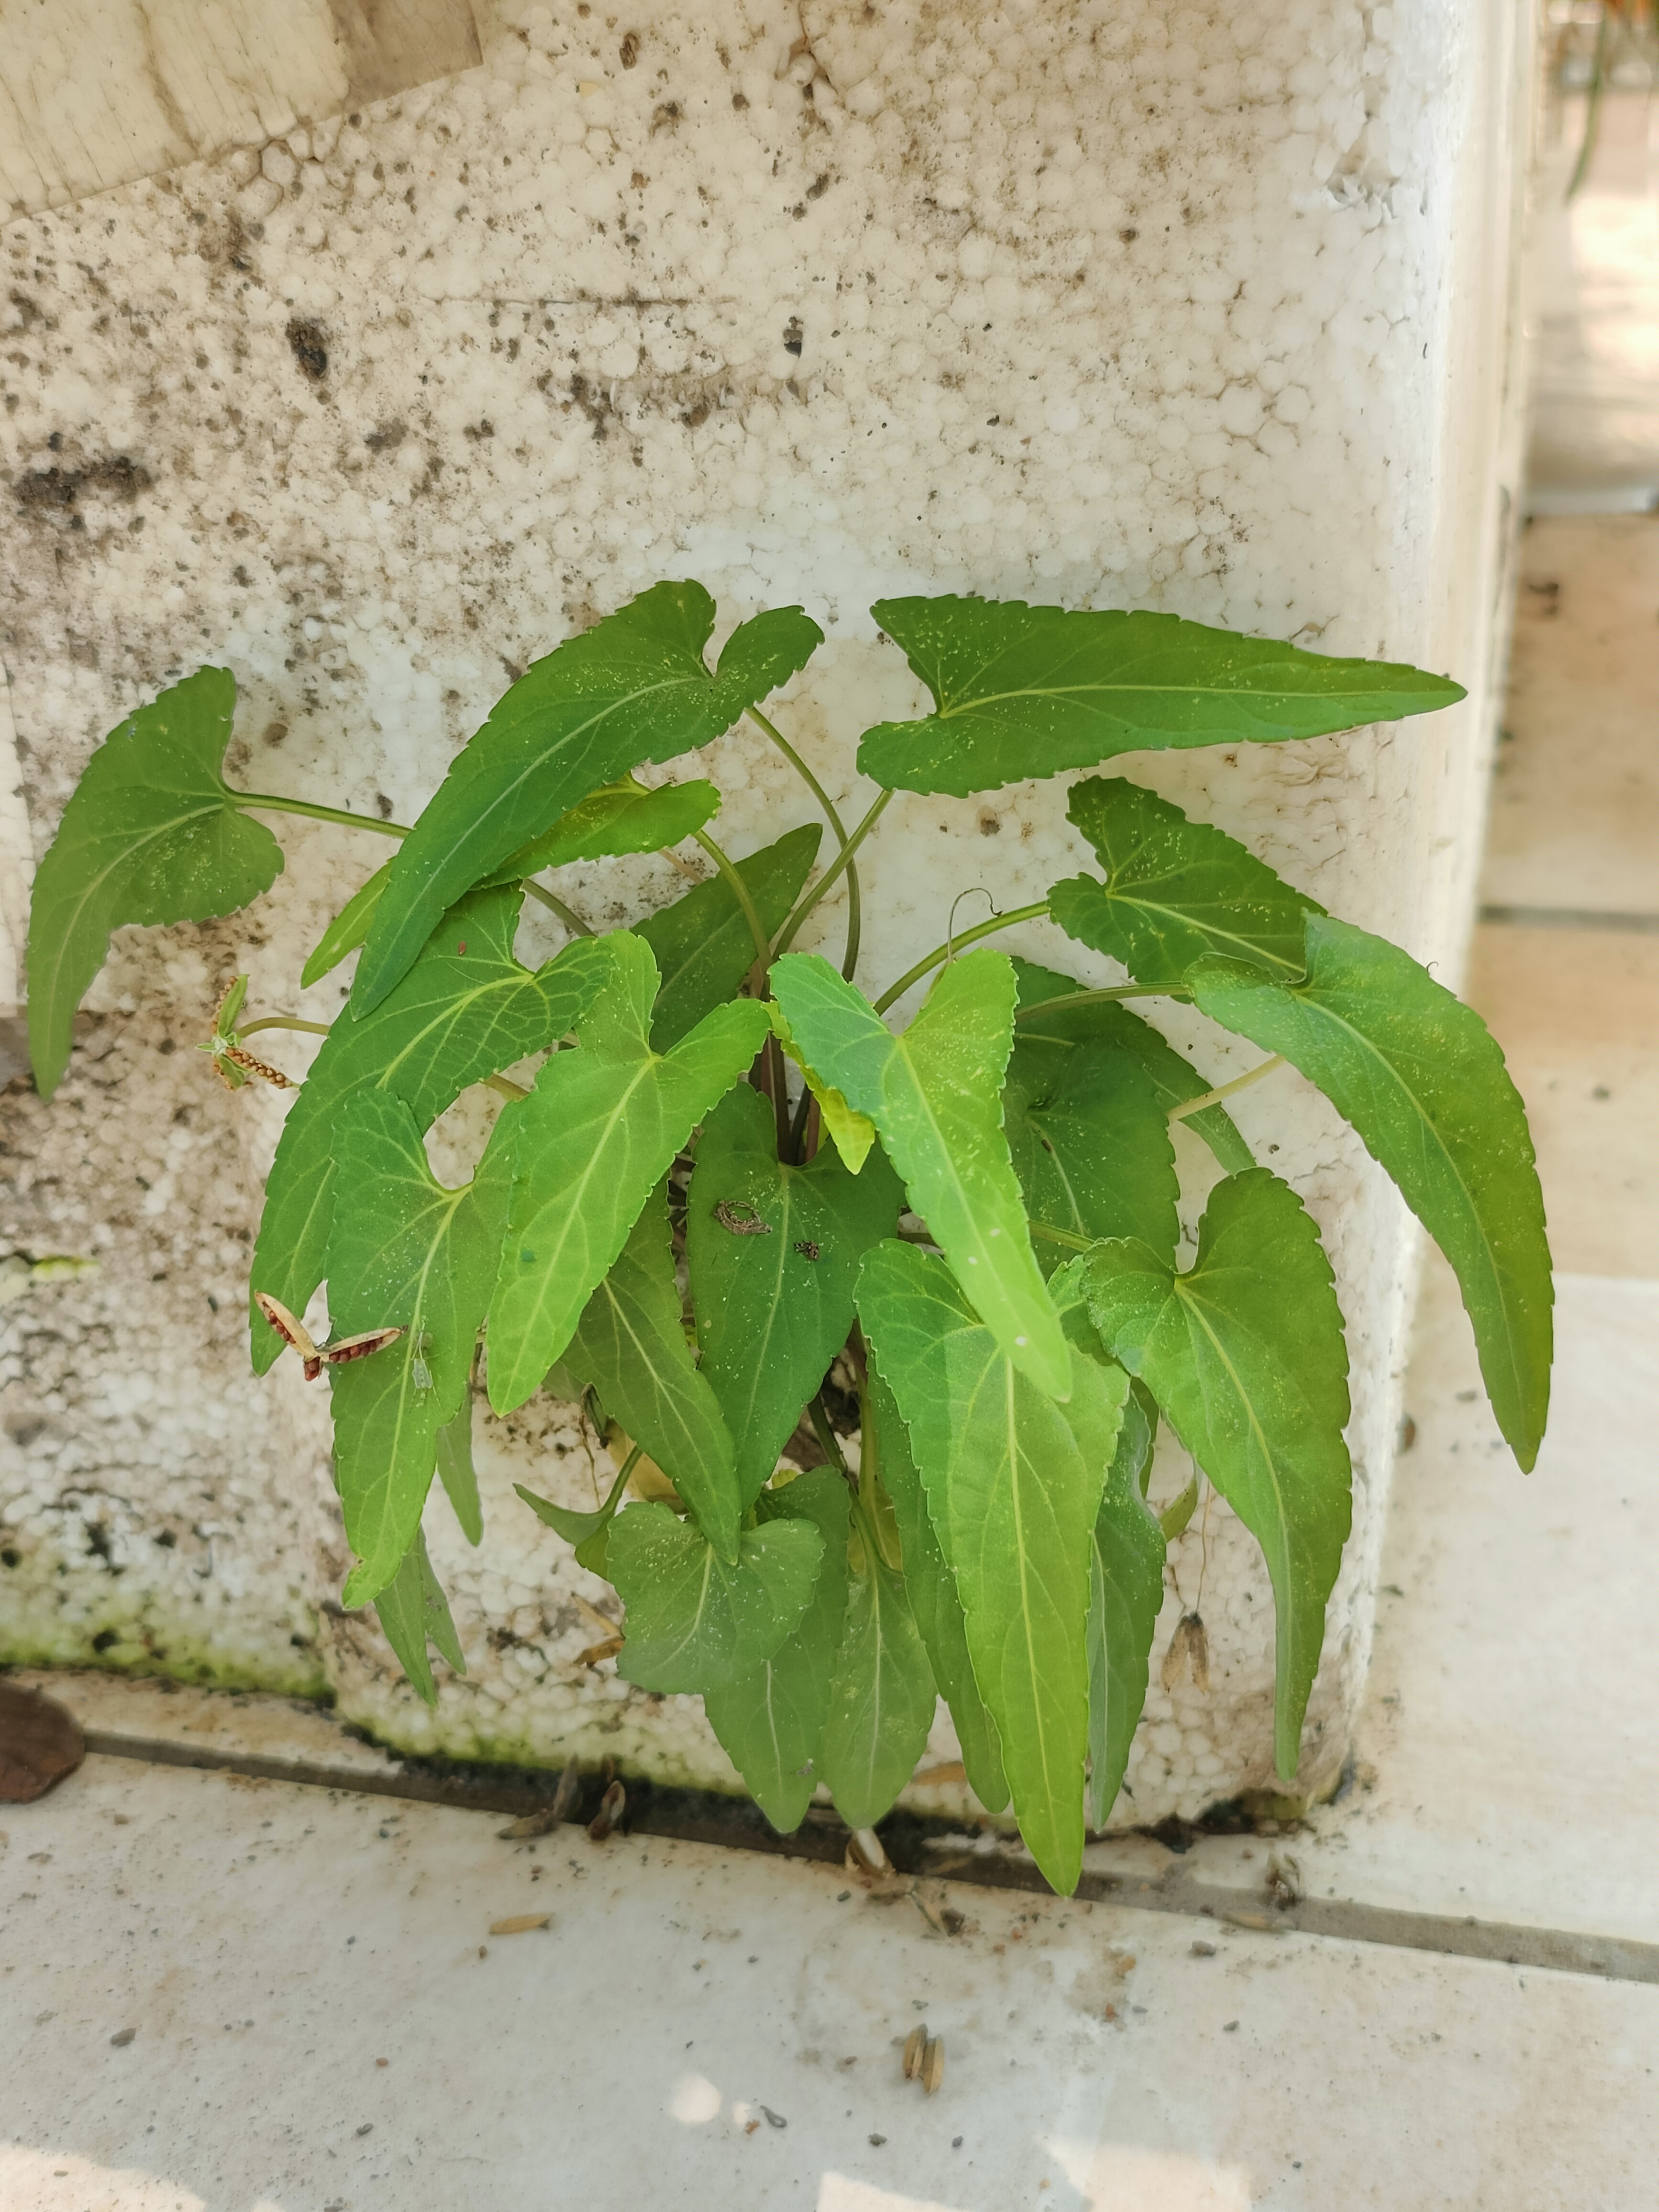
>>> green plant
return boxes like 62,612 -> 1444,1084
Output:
26,583 -> 1551,1894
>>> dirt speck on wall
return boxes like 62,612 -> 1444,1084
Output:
0,0 -> 1523,1822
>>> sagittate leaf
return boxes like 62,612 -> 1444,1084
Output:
251,887 -> 610,1373
1085,1384 -> 1167,1830
859,596 -> 1466,797
865,1363 -> 1008,1814
687,1084 -> 904,1506
1012,958 -> 1253,1175
27,667 -> 284,1099
1004,1018 -> 1177,1269
702,1469 -> 852,1833
489,775 -> 720,881
300,860 -> 392,988
326,1092 -> 512,1607
355,584 -> 822,1011
374,1527 -> 465,1705
856,1239 -> 1126,1894
1189,916 -> 1552,1468
607,1501 -> 823,1693
635,824 -> 820,1050
486,933 -> 771,1415
818,1537 -> 938,1833
1083,1168 -> 1352,1778
771,950 -> 1071,1401
1048,777 -> 1323,987
435,1402 -> 482,1546
560,1184 -> 741,1559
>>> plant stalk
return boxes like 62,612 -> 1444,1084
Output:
1167,1054 -> 1286,1123
1012,983 -> 1190,1024
873,899 -> 1051,1015
745,705 -> 870,982
772,788 -> 894,963
233,791 -> 411,838
693,828 -> 774,975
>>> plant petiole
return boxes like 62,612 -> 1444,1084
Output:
772,788 -> 894,963
693,827 -> 774,976
237,785 -> 592,934
232,790 -> 411,838
520,879 -> 595,936
237,1016 -> 333,1041
748,706 -> 873,982
1028,1219 -> 1095,1253
873,899 -> 1051,1015
1012,983 -> 1190,1023
1168,1054 -> 1286,1124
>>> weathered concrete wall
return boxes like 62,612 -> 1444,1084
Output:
1,0 -> 1532,1825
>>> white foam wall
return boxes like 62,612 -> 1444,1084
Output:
0,0 -> 1532,1823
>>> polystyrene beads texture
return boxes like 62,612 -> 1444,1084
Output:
0,0 -> 1524,1824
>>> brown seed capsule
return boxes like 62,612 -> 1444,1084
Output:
922,2036 -> 945,2095
902,2024 -> 927,2079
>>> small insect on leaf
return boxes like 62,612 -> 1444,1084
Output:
410,1331 -> 434,1394
254,1292 -> 405,1382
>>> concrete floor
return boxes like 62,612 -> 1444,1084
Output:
5,68 -> 1659,2212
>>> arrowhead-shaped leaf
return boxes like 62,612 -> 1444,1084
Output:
559,1183 -> 741,1559
327,1091 -> 511,1606
608,1501 -> 823,1693
486,933 -> 770,1414
1189,917 -> 1552,1468
818,1535 -> 939,1834
703,1469 -> 853,1833
373,1526 -> 465,1704
865,1363 -> 1008,1814
1083,1168 -> 1352,1778
27,668 -> 284,1098
488,775 -> 720,882
856,1239 -> 1126,1893
251,887 -> 611,1373
636,824 -> 820,1050
772,951 -> 1070,1400
859,596 -> 1466,796
687,1084 -> 904,1506
1011,957 -> 1253,1175
300,860 -> 392,988
1048,778 -> 1323,987
1084,1382 -> 1167,1829
355,585 -> 821,1010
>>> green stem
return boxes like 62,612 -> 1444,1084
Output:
1029,1219 -> 1094,1253
873,899 -> 1051,1015
237,785 -> 593,934
1012,983 -> 1189,1024
520,879 -> 595,936
773,788 -> 893,963
1167,1053 -> 1286,1124
693,828 -> 773,973
746,706 -> 865,980
237,1016 -> 332,1040
239,1016 -> 527,1102
233,790 -> 411,839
